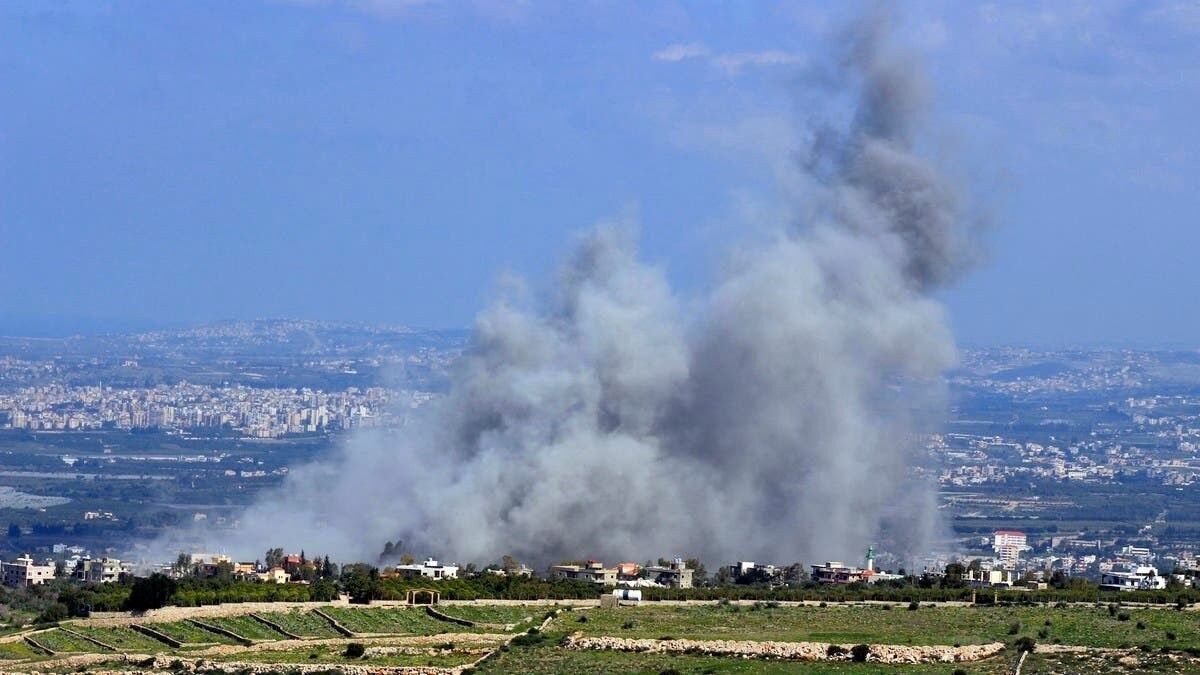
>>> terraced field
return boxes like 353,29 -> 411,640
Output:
0,602 -> 1195,673
254,609 -> 343,638
203,615 -> 290,641
570,603 -> 1200,650
322,606 -> 468,635
28,629 -> 98,653
438,604 -> 543,627
148,620 -> 239,645
72,626 -> 170,652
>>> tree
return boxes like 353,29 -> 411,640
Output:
684,558 -> 707,585
126,574 -> 178,611
736,567 -> 773,586
311,578 -> 338,602
783,563 -> 807,585
714,566 -> 733,586
173,553 -> 192,576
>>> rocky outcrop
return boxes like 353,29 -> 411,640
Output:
564,633 -> 1006,664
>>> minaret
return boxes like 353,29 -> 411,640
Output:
866,545 -> 875,572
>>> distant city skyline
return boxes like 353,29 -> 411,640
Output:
3,2 -> 1198,346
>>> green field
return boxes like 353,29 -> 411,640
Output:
202,615 -> 291,641
322,606 -> 471,635
0,603 -> 1196,673
28,629 -> 99,653
568,604 -> 1200,650
147,621 -> 239,645
70,625 -> 171,652
254,610 -> 342,638
438,604 -> 544,627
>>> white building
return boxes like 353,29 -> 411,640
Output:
1099,566 -> 1166,592
394,558 -> 458,580
72,557 -> 125,583
993,530 -> 1028,566
2,555 -> 55,588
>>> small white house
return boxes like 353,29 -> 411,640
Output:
1099,566 -> 1166,591
395,558 -> 459,580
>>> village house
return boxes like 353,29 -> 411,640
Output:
550,560 -> 617,585
394,558 -> 459,580
645,558 -> 694,588
2,555 -> 55,588
72,557 -> 125,583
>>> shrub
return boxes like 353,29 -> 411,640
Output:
1167,631 -> 1177,641
1007,621 -> 1022,635
1037,628 -> 1050,639
1013,636 -> 1036,653
1136,621 -> 1147,630
953,670 -> 968,675
343,643 -> 365,659
510,632 -> 548,647
1139,644 -> 1153,653
907,601 -> 920,611
622,620 -> 635,630
1107,604 -> 1118,616
826,645 -> 847,657
659,669 -> 682,675
1117,611 -> 1131,622
576,615 -> 588,623
850,644 -> 870,662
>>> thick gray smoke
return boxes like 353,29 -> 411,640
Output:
156,12 -> 976,568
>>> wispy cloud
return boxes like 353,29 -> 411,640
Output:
711,50 -> 805,73
653,42 -> 709,62
653,42 -> 804,74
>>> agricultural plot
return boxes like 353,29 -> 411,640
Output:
208,644 -> 480,668
253,610 -> 343,638
27,629 -> 99,653
70,625 -> 171,652
148,621 -> 239,645
569,604 -> 1200,650
476,636 -> 1015,675
438,604 -> 543,627
203,615 -> 290,641
322,607 -> 469,635
0,640 -> 39,661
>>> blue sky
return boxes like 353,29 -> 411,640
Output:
1,1 -> 1198,346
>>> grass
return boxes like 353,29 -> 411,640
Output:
207,643 -> 478,668
322,607 -> 472,635
252,610 -> 342,638
476,633 -> 1017,674
436,604 -> 544,627
569,604 -> 1200,650
203,615 -> 291,641
0,640 -> 41,660
148,620 -> 240,645
28,629 -> 102,653
69,625 -> 171,652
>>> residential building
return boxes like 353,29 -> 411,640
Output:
2,555 -> 55,588
1099,566 -> 1167,591
993,530 -> 1028,566
394,558 -> 459,580
549,560 -> 617,585
810,561 -> 866,585
644,558 -> 693,588
72,557 -> 125,583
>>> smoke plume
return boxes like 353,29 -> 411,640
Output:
157,11 -> 977,569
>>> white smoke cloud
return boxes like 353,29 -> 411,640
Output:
155,9 -> 977,569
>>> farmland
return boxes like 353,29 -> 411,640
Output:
0,601 -> 1197,673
